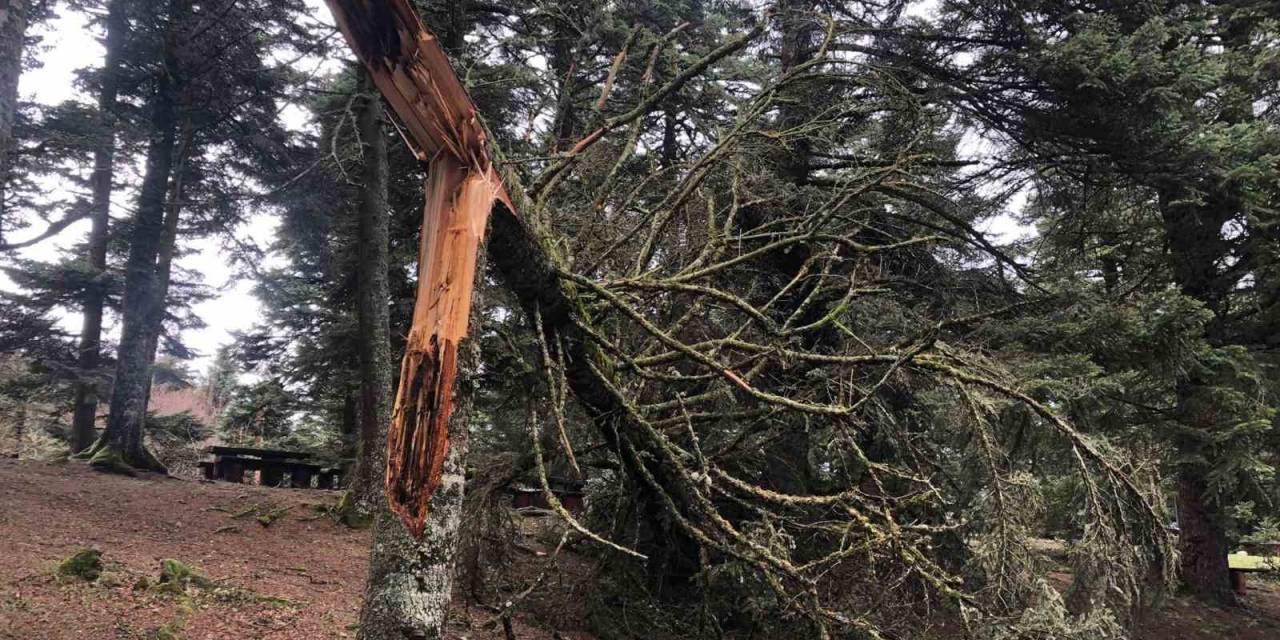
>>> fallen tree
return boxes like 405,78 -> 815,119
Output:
328,1 -> 1175,638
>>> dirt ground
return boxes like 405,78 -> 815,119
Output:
1135,584 -> 1280,640
0,459 -> 582,640
0,458 -> 369,639
3,458 -> 1280,639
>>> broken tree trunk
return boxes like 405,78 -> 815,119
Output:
325,0 -> 508,538
326,0 -> 689,569
385,153 -> 494,536
358,304 -> 479,640
326,4 -> 503,636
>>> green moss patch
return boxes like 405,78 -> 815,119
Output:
255,505 -> 291,527
56,547 -> 103,582
154,559 -> 213,594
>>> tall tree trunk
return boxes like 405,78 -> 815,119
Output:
137,123 -> 191,428
146,129 -> 190,362
349,70 -> 394,513
70,0 -> 127,453
1160,187 -> 1237,606
88,0 -> 184,473
1176,464 -> 1234,605
0,0 -> 30,241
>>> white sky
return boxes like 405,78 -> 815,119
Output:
906,0 -> 940,19
6,1 -> 340,375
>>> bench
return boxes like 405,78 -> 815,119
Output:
200,446 -> 340,490
508,477 -> 586,514
1227,552 -> 1278,594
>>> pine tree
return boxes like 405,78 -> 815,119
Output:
87,0 -> 185,473
70,0 -> 127,453
85,0 -> 307,472
348,69 -> 394,514
921,0 -> 1280,604
0,0 -> 33,234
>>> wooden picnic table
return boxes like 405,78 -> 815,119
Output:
199,446 -> 339,489
207,445 -> 312,460
1227,552 -> 1278,594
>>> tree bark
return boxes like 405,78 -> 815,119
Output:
138,122 -> 192,424
350,69 -> 394,513
1176,466 -> 1234,605
0,0 -> 27,191
357,315 -> 475,640
0,0 -> 30,242
1159,186 -> 1238,606
89,0 -> 184,473
70,0 -> 127,453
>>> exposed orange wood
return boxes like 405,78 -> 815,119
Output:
324,0 -> 513,537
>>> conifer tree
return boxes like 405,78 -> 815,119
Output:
0,0 -> 32,224
919,0 -> 1280,604
69,0 -> 125,453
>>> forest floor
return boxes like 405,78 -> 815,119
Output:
0,458 -> 583,640
1,458 -> 1279,639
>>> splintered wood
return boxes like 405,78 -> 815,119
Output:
325,0 -> 512,537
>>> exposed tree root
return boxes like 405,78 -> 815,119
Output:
76,439 -> 168,476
